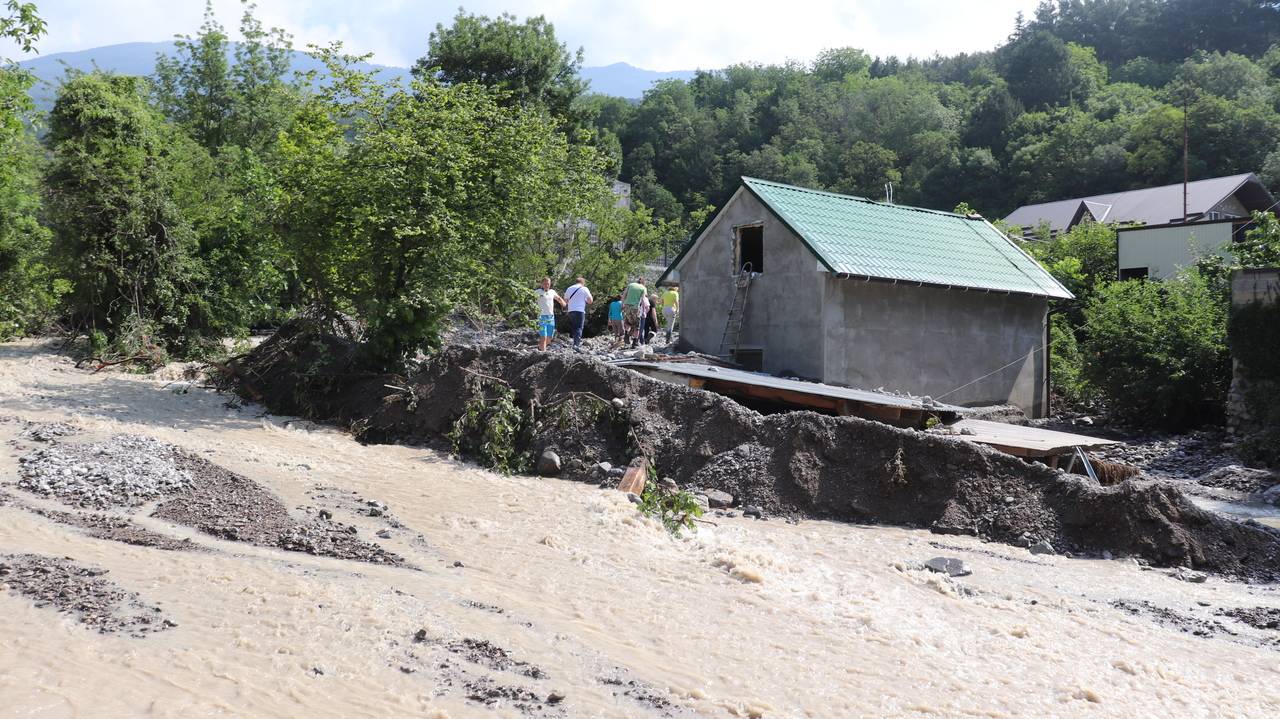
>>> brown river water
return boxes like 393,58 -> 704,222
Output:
2,340 -> 1280,718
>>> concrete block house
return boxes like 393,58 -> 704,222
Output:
658,177 -> 1072,418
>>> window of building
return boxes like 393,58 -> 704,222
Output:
736,225 -> 763,274
1119,267 -> 1149,281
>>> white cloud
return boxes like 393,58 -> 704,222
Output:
7,0 -> 1042,70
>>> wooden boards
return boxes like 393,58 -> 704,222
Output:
617,458 -> 648,495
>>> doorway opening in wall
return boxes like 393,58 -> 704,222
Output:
736,225 -> 763,274
731,347 -> 764,371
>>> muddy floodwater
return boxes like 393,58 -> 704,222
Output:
2,340 -> 1280,718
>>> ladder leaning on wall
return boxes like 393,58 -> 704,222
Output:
717,263 -> 754,360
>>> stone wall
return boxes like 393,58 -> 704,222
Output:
1228,268 -> 1280,437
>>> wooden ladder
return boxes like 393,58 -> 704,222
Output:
717,265 -> 754,360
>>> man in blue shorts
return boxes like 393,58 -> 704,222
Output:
535,276 -> 566,351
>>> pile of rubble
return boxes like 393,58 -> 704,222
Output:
17,433 -> 403,566
18,435 -> 193,508
0,554 -> 175,636
226,319 -> 1280,581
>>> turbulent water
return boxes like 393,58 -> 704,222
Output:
2,340 -> 1280,718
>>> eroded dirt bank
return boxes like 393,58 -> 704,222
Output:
230,320 -> 1280,581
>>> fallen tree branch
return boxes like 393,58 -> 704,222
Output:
460,366 -> 510,386
74,355 -> 156,373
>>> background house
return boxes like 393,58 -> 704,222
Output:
1005,174 -> 1277,280
660,178 -> 1072,418
1003,173 -> 1274,237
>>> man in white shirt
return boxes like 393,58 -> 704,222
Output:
563,276 -> 594,349
535,276 -> 566,351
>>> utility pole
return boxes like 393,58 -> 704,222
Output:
1182,89 -> 1189,221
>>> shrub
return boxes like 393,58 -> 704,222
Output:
1082,270 -> 1229,429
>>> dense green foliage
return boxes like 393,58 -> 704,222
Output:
276,48 -> 609,366
44,73 -> 212,351
593,1 -> 1280,220
413,9 -> 586,124
153,1 -> 298,153
1082,271 -> 1230,428
1,3 -> 676,368
0,0 -> 51,338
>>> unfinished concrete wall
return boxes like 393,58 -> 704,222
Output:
1228,267 -> 1280,435
821,279 -> 1049,417
1117,222 -> 1234,280
672,187 -> 827,379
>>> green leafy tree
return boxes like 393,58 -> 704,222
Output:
413,10 -> 586,123
1233,211 -> 1280,268
153,0 -> 297,153
44,73 -> 212,351
0,0 -> 56,339
997,31 -> 1103,109
276,48 -> 608,367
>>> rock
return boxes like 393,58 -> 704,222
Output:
536,450 -> 561,476
659,477 -> 678,492
452,561 -> 464,568
923,557 -> 972,577
1102,550 -> 1114,560
547,691 -> 566,705
1074,416 -> 1094,427
625,492 -> 641,504
1010,535 -> 1032,548
367,507 -> 383,517
594,461 -> 613,474
1029,540 -> 1056,556
413,629 -> 428,642
1262,484 -> 1280,507
318,509 -> 332,520
742,505 -> 764,519
1003,496 -> 1016,504
610,398 -> 626,410
704,489 -> 734,509
1171,568 -> 1208,584
376,529 -> 392,539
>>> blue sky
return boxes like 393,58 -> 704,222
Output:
6,0 -> 1042,70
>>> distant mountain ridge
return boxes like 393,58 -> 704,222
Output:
17,42 -> 697,109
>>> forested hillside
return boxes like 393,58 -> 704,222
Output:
588,0 -> 1280,220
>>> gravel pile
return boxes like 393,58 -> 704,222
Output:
0,553 -> 174,636
18,435 -> 192,508
1094,429 -> 1241,481
19,421 -> 79,443
15,433 -> 403,566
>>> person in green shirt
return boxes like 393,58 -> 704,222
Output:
660,286 -> 680,343
621,277 -> 647,348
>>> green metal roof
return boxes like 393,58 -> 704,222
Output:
736,177 -> 1073,298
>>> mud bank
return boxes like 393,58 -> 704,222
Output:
229,320 -> 1280,581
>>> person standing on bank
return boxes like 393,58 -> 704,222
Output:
535,277 -> 566,351
564,276 -> 593,349
661,285 -> 680,343
621,276 -> 646,348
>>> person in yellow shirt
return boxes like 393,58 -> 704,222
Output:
660,286 -> 680,343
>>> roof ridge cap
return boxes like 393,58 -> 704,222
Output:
743,176 -> 970,218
